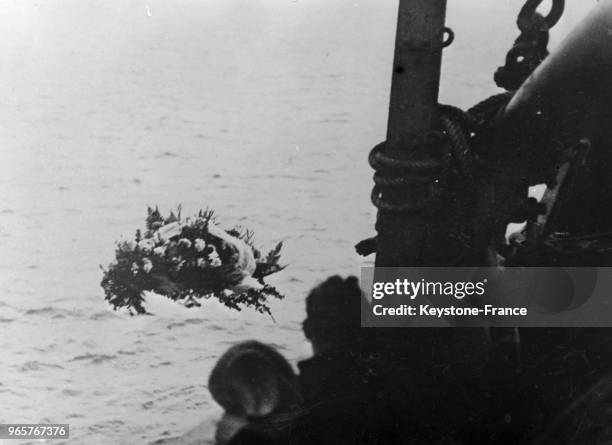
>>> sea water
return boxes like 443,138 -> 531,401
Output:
0,1 -> 589,443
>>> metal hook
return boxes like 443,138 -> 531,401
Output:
518,0 -> 565,31
442,27 -> 455,48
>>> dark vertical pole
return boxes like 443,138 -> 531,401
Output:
367,4 -> 487,424
375,0 -> 448,267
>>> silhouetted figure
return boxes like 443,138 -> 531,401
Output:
213,277 -> 468,444
208,340 -> 302,444
299,275 -> 366,404
296,275 -> 422,444
225,276 -> 420,444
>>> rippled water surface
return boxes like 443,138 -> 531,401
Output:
0,1 -> 590,443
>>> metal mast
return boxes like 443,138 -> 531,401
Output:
374,0 -> 448,267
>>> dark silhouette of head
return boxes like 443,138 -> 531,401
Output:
208,340 -> 302,444
302,275 -> 364,355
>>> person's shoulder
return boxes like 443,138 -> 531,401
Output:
227,423 -> 300,445
226,428 -> 270,445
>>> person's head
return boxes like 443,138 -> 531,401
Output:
209,340 -> 303,444
302,275 -> 364,355
209,340 -> 302,417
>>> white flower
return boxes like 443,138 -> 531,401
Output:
178,238 -> 192,249
170,256 -> 185,270
196,257 -> 207,268
194,238 -> 206,252
142,258 -> 153,273
138,238 -> 155,252
131,262 -> 139,275
157,222 -> 182,242
153,246 -> 166,256
208,246 -> 222,267
124,240 -> 136,251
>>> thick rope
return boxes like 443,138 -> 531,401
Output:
369,93 -> 514,213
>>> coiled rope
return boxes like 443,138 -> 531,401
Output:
369,92 -> 513,213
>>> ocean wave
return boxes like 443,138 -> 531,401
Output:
24,306 -> 83,318
149,361 -> 173,369
166,318 -> 206,330
89,310 -> 120,321
69,353 -> 118,365
156,151 -> 180,158
61,388 -> 82,397
19,361 -> 65,372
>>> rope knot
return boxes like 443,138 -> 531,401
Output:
368,94 -> 514,214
